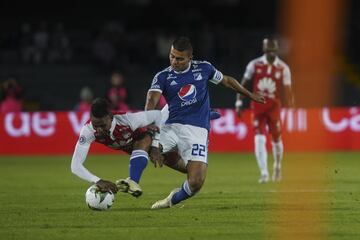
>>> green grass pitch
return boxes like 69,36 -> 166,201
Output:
0,153 -> 359,240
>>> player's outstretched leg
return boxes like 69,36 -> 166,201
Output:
151,161 -> 206,209
255,134 -> 269,183
150,188 -> 181,209
151,180 -> 193,209
163,152 -> 187,173
116,149 -> 148,197
271,140 -> 283,182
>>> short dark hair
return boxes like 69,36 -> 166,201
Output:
91,98 -> 110,118
172,36 -> 193,54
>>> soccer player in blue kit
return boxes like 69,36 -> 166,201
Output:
145,36 -> 265,209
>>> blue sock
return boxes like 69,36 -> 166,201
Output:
171,180 -> 193,205
129,150 -> 148,183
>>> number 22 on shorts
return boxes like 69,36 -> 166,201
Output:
191,144 -> 206,157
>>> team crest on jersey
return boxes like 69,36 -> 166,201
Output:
193,72 -> 203,81
178,84 -> 197,102
79,135 -> 86,145
275,71 -> 281,79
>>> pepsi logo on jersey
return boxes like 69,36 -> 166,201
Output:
178,84 -> 198,107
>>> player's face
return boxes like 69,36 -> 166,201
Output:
263,39 -> 279,62
91,115 -> 112,136
169,46 -> 192,72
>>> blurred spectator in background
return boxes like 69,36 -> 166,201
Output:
33,22 -> 49,64
92,32 -> 116,68
156,32 -> 175,60
107,72 -> 130,111
0,78 -> 23,113
48,22 -> 72,63
19,23 -> 36,64
74,86 -> 94,112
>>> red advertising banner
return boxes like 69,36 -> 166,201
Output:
210,107 -> 360,152
0,107 -> 359,155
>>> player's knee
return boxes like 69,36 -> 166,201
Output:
188,176 -> 205,193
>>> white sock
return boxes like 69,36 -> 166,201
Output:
272,140 -> 284,170
254,134 -> 268,176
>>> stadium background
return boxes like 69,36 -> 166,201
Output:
0,1 -> 359,240
0,0 -> 359,110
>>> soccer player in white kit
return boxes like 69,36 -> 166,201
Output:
145,36 -> 265,209
71,98 -> 163,197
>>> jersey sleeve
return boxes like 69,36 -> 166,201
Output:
283,64 -> 292,85
70,125 -> 100,183
207,62 -> 224,85
243,60 -> 256,80
117,110 -> 162,139
160,104 -> 169,124
148,72 -> 165,93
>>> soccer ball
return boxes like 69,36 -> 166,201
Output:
85,184 -> 115,211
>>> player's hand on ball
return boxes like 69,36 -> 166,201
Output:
149,147 -> 164,168
96,179 -> 118,194
251,93 -> 266,104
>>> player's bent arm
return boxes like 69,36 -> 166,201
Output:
221,75 -> 255,100
284,85 -> 295,108
235,77 -> 251,107
70,126 -> 99,183
124,110 -> 162,146
145,90 -> 162,111
282,63 -> 294,107
126,110 -> 162,130
71,143 -> 100,183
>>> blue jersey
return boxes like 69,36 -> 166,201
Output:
149,60 -> 223,130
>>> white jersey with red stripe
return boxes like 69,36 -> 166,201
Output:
70,110 -> 162,183
243,55 -> 291,111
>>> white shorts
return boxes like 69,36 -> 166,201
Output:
160,123 -> 208,165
